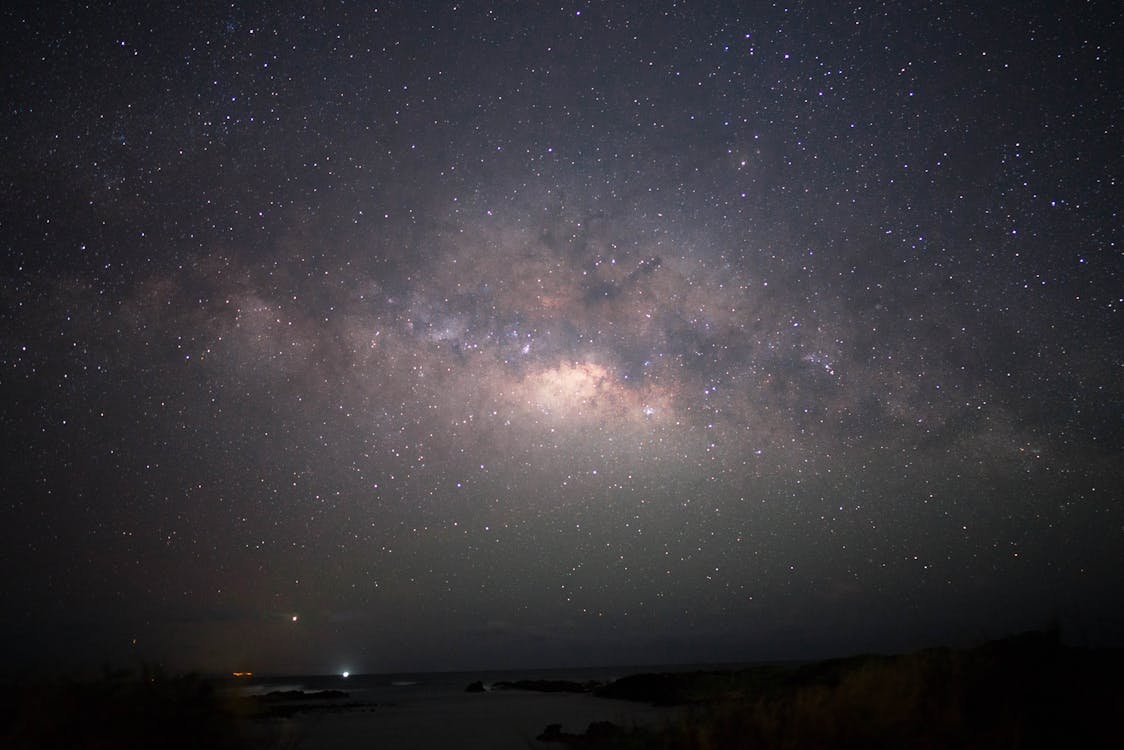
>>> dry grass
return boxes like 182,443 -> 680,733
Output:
0,665 -> 250,750
560,631 -> 1124,749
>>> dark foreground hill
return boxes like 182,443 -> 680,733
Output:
3,630 -> 1121,749
0,666 -> 246,750
540,630 -> 1124,749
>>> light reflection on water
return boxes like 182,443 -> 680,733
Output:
217,663 -> 729,704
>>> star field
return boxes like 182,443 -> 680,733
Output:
1,1 -> 1120,674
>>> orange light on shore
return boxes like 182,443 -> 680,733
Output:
232,672 -> 253,678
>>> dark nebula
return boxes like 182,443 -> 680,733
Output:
0,1 -> 1120,675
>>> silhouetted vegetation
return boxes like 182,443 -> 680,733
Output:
6,631 -> 1121,748
0,664 -> 248,749
547,630 -> 1124,749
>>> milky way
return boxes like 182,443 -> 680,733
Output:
1,2 -> 1120,673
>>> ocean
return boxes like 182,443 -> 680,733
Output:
223,665 -> 695,749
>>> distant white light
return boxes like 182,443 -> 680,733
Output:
292,615 -> 298,622
342,671 -> 350,678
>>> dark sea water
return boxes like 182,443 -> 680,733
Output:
227,664 -> 680,701
221,665 -> 702,749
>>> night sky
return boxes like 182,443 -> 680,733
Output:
2,1 -> 1120,677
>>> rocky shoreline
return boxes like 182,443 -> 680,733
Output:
515,630 -> 1124,748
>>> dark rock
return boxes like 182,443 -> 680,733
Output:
465,680 -> 486,693
538,723 -> 564,742
594,672 -> 695,705
537,721 -> 631,746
